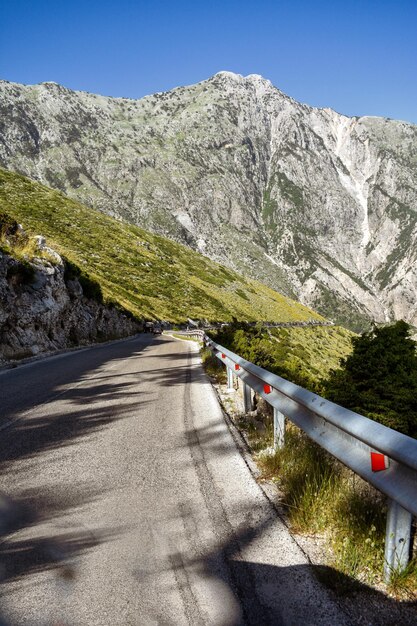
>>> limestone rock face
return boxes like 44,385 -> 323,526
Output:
1,73 -> 416,329
0,251 -> 141,363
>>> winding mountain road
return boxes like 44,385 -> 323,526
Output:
0,334 -> 348,625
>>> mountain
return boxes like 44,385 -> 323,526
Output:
0,167 -> 327,325
1,72 -> 416,330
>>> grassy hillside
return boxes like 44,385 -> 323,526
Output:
0,167 -> 324,323
209,322 -> 354,393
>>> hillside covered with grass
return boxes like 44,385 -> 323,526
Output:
209,322 -> 354,393
0,167 -> 325,324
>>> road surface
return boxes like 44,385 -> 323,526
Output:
0,334 -> 348,625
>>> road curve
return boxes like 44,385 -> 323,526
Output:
0,334 -> 348,625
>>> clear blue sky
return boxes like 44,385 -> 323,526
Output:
1,0 -> 416,124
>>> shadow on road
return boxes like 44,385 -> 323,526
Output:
0,334 -> 155,423
0,391 -> 150,471
0,335 -> 415,624
0,484 -> 120,584
169,408 -> 417,626
183,420 -> 237,458
0,335 -> 158,619
152,502 -> 417,626
133,362 -> 207,388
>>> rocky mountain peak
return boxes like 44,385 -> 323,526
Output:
212,70 -> 272,86
0,75 -> 416,330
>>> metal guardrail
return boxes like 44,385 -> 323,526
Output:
179,330 -> 417,582
176,330 -> 207,340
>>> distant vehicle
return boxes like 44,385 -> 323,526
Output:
152,324 -> 162,335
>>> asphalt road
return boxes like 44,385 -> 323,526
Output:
0,334 -> 348,625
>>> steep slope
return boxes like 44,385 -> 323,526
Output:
0,167 -> 323,324
1,73 -> 416,330
0,242 -> 141,363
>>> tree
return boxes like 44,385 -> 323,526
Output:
323,321 -> 417,437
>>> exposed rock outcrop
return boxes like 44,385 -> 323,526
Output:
0,73 -> 416,329
0,249 -> 141,364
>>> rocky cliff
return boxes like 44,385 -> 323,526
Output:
1,72 -> 416,330
0,242 -> 141,364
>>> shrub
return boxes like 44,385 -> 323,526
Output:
255,425 -> 387,586
323,321 -> 417,437
201,346 -> 226,383
0,211 -> 29,248
211,321 -> 324,393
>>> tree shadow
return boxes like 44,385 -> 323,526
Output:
0,333 -> 155,425
0,333 -> 215,622
0,391 -> 151,471
134,363 -> 207,389
183,420 -> 237,458
161,507 -> 417,626
163,412 -> 417,624
0,338 -> 158,622
0,379 -> 149,590
0,529 -> 111,586
0,483 -> 121,583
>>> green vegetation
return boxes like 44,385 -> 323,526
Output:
275,171 -> 304,208
315,284 -> 372,333
201,345 -> 227,384
257,424 -> 416,596
203,321 -> 417,595
0,167 -> 325,323
323,321 -> 417,437
0,210 -> 46,285
261,187 -> 278,227
1,210 -> 29,248
261,172 -> 304,237
1,209 -> 105,302
209,321 -> 354,393
371,188 -> 417,290
201,350 -> 391,590
257,429 -> 390,589
203,350 -> 417,596
376,220 -> 416,290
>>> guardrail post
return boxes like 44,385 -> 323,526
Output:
227,366 -> 234,392
273,408 -> 285,449
243,381 -> 252,412
384,499 -> 412,582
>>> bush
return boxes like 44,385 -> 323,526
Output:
323,321 -> 417,437
201,346 -> 226,383
211,321 -> 322,393
0,211 -> 29,248
256,425 -> 387,586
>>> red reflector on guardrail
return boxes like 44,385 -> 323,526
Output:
221,353 -> 226,358
371,452 -> 389,472
235,364 -> 240,371
263,384 -> 272,394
